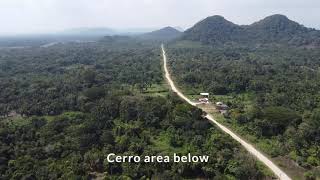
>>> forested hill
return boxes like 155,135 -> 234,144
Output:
138,27 -> 182,41
180,14 -> 320,47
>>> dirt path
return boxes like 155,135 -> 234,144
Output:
161,44 -> 291,180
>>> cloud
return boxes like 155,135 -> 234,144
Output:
0,0 -> 319,35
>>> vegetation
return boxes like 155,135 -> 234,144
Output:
166,43 -> 320,179
0,38 -> 270,179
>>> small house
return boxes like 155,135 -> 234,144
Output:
199,93 -> 210,104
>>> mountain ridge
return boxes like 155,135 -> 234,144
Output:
181,14 -> 320,47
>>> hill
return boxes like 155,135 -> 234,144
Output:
138,27 -> 182,41
181,15 -> 242,45
181,14 -> 320,47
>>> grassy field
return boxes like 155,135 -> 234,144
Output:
142,83 -> 169,97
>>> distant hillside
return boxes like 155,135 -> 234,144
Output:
181,14 -> 320,47
61,27 -> 116,36
138,27 -> 182,41
173,26 -> 184,32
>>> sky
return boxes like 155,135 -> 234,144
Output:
0,0 -> 319,35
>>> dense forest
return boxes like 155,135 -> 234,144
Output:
0,39 -> 270,179
166,43 -> 320,179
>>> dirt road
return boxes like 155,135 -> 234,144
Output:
161,44 -> 291,180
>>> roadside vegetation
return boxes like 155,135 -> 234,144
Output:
166,43 -> 320,179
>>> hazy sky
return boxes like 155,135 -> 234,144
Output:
0,0 -> 319,35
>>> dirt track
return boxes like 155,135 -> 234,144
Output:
161,44 -> 291,180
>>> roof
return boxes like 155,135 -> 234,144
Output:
200,93 -> 209,96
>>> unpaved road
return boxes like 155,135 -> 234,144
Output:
161,44 -> 291,180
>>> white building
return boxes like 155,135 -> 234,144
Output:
199,93 -> 210,104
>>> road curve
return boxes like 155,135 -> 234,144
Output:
161,44 -> 291,180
